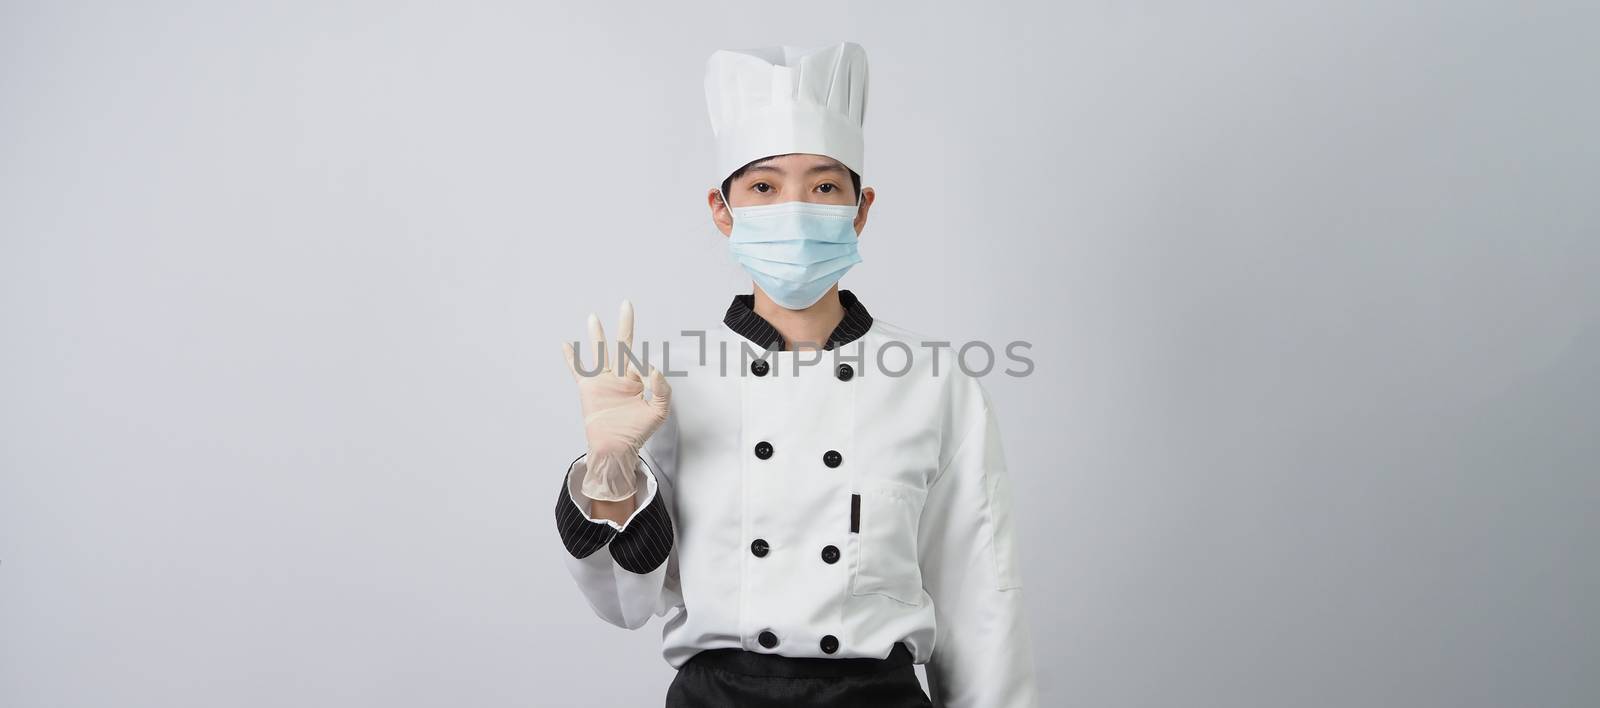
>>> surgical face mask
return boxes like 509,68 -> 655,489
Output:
721,189 -> 863,310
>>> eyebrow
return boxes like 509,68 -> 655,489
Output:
742,161 -> 849,177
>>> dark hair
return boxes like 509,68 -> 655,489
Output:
720,155 -> 861,205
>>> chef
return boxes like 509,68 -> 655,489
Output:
553,41 -> 1038,708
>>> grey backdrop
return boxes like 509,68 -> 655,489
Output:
2,1 -> 1597,706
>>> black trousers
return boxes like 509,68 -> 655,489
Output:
665,642 -> 932,708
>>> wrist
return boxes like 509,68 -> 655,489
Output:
586,438 -> 639,462
587,496 -> 637,526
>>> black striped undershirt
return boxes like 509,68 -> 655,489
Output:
722,289 -> 875,350
555,454 -> 674,574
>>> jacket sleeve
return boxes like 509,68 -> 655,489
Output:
918,381 -> 1038,708
553,416 -> 682,629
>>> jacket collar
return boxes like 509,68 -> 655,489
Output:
723,289 -> 873,351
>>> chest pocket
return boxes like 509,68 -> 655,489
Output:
849,482 -> 928,606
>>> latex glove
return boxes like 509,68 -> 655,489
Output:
561,300 -> 672,502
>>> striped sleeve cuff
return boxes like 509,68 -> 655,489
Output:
554,453 -> 674,574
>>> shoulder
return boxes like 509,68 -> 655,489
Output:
859,318 -> 984,385
854,318 -> 993,436
856,318 -> 956,367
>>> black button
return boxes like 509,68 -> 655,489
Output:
751,359 -> 770,377
823,450 -> 843,468
751,538 -> 769,557
820,635 -> 839,654
836,364 -> 854,381
754,441 -> 773,460
759,630 -> 779,649
821,545 -> 840,564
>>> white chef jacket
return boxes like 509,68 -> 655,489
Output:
554,291 -> 1038,708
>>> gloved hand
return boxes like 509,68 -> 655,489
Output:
561,300 -> 672,502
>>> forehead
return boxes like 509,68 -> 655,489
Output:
735,153 -> 850,179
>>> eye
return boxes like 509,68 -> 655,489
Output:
816,183 -> 837,194
752,182 -> 773,193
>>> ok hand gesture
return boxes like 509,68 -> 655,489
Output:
562,300 -> 671,502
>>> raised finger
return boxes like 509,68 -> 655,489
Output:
617,300 -> 637,380
587,312 -> 609,372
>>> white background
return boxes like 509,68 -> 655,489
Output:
3,1 -> 1597,706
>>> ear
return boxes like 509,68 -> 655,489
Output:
708,188 -> 734,237
853,186 -> 876,236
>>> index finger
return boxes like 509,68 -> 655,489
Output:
616,300 -> 635,379
587,312 -> 609,373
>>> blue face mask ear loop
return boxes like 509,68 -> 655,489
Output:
846,181 -> 864,238
718,187 -> 735,227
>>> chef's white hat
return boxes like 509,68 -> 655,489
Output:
704,41 -> 869,183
